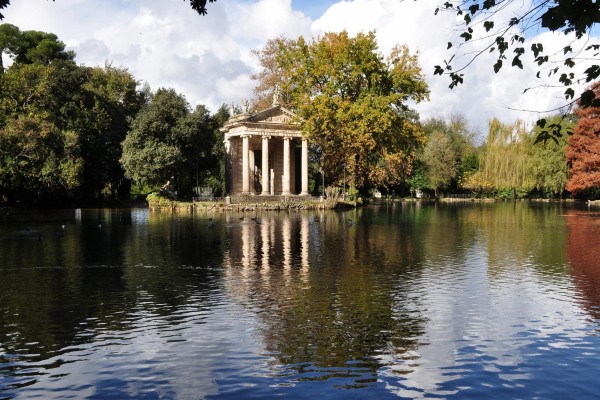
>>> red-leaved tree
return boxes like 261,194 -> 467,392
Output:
566,84 -> 600,198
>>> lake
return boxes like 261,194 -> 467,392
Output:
1,201 -> 600,399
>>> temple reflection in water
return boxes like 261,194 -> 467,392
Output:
223,212 -> 317,301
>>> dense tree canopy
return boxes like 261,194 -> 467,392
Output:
566,84 -> 600,198
528,114 -> 573,197
419,116 -> 476,196
254,31 -> 429,190
0,24 -> 147,202
0,23 -> 74,71
481,118 -> 533,198
0,115 -> 81,195
0,60 -> 145,201
120,88 -> 226,198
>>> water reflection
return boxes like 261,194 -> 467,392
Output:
566,209 -> 600,321
1,203 -> 600,398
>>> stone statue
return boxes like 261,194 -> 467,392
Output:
272,86 -> 281,106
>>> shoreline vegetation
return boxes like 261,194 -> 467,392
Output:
144,192 -> 598,212
1,196 -> 597,215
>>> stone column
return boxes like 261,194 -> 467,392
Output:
224,137 -> 231,194
242,135 -> 250,194
261,136 -> 270,195
282,137 -> 291,195
300,139 -> 309,195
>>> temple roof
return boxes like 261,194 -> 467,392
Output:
221,104 -> 303,138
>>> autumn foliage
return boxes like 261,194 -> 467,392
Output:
566,84 -> 600,198
253,31 -> 429,190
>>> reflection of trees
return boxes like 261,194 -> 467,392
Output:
461,202 -> 568,278
220,202 -> 576,387
0,208 -> 224,390
566,210 -> 600,321
222,206 -> 428,384
120,210 -> 225,310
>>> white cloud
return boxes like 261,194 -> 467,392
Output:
310,0 -> 598,137
2,0 -> 597,137
231,0 -> 312,43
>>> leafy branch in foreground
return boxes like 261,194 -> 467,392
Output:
434,0 -> 599,139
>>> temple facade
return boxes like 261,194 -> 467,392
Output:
221,101 -> 309,196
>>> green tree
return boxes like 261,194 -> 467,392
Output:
260,31 -> 429,190
0,23 -> 74,71
481,118 -> 533,198
120,88 -> 187,190
406,161 -> 431,197
204,104 -> 229,196
120,88 -> 224,198
76,64 -> 144,198
420,115 -> 477,195
0,53 -> 144,201
421,130 -> 458,197
528,115 -> 573,197
0,116 -> 83,198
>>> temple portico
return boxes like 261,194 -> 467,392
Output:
221,101 -> 309,196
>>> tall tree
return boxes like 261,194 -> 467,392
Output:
481,118 -> 533,198
76,64 -> 145,198
0,57 -> 144,201
0,23 -> 74,71
250,36 -> 296,111
566,84 -> 600,198
528,114 -> 573,197
120,88 -> 224,198
420,115 -> 477,195
421,131 -> 458,197
258,31 -> 429,190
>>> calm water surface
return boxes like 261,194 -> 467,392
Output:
1,202 -> 600,399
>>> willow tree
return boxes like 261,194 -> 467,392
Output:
260,31 -> 429,190
481,118 -> 533,198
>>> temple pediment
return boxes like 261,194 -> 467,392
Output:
248,105 -> 297,124
221,104 -> 302,139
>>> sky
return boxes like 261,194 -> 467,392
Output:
3,0 -> 598,137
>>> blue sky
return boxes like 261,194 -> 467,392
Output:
291,0 -> 339,19
3,0 -> 597,135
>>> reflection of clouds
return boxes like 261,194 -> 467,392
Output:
8,285 -> 264,399
382,220 -> 594,398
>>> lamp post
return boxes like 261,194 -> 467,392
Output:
319,166 -> 325,198
342,163 -> 346,201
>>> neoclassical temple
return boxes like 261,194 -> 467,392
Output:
221,98 -> 309,196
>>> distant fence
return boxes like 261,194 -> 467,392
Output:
443,193 -> 476,199
228,195 -> 321,204
193,195 -> 322,204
